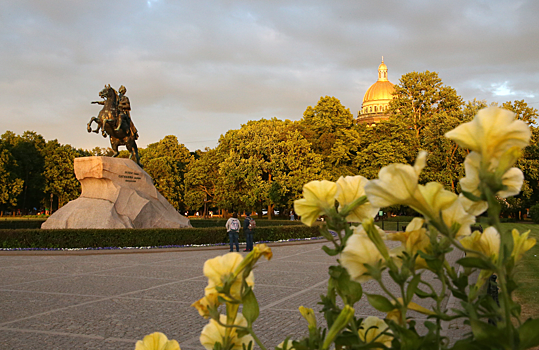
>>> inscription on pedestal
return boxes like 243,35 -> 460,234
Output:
119,170 -> 142,183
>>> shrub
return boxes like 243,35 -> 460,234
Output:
530,203 -> 539,223
0,224 -> 320,249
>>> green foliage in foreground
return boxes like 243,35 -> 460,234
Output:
512,223 -> 539,316
0,224 -> 320,249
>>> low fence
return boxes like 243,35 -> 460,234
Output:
375,220 -> 410,231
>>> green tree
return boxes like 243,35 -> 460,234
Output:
298,96 -> 361,179
502,100 -> 539,215
184,148 -> 223,215
502,99 -> 538,125
42,140 -> 81,208
389,71 -> 463,153
1,131 -> 46,212
387,71 -> 466,191
0,143 -> 24,210
215,118 -> 324,219
89,147 -> 114,156
139,135 -> 193,211
354,118 -> 414,180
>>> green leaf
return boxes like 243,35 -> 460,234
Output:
415,288 -> 435,299
457,257 -> 496,270
462,190 -> 482,202
518,318 -> 539,350
336,268 -> 363,306
322,245 -> 339,256
366,294 -> 395,312
406,274 -> 421,304
242,288 -> 259,326
471,319 -> 511,349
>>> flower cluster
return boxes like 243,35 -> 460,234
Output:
137,107 -> 537,350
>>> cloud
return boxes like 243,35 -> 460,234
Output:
1,0 -> 539,150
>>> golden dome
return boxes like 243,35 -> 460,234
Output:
360,58 -> 395,116
362,80 -> 394,103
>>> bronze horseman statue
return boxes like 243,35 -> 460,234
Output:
87,84 -> 141,166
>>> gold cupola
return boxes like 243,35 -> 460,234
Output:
358,57 -> 395,124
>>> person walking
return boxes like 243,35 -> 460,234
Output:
226,212 -> 241,252
243,212 -> 256,252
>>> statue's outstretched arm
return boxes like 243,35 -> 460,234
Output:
91,101 -> 105,105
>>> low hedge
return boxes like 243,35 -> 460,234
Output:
0,220 -> 45,230
0,224 -> 321,249
0,218 -> 302,230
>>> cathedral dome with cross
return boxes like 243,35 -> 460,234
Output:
357,57 -> 395,125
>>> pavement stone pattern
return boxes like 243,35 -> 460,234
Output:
0,240 -> 468,349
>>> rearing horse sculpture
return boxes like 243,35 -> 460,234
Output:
87,85 -> 141,166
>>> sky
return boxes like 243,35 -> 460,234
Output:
1,0 -> 539,152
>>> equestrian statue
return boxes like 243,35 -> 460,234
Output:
87,84 -> 141,166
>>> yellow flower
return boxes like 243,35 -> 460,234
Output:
341,233 -> 384,282
389,218 -> 430,270
277,340 -> 295,350
441,196 -> 476,238
135,332 -> 180,350
386,298 -> 436,326
335,175 -> 379,222
460,227 -> 500,261
512,229 -> 536,264
419,182 -> 458,218
358,316 -> 393,349
233,244 -> 273,278
365,152 -> 457,220
299,306 -> 317,329
459,152 -> 524,214
388,217 -> 425,243
192,293 -> 219,319
499,167 -> 524,198
365,151 -> 426,209
200,314 -> 253,350
445,106 -> 531,163
294,180 -> 337,226
353,223 -> 387,240
203,253 -> 254,300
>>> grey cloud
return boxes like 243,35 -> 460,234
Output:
1,0 -> 538,150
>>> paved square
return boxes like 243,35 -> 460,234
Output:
0,241 -> 466,349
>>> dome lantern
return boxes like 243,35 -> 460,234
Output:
378,56 -> 388,81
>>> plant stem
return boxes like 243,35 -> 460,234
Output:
249,327 -> 268,350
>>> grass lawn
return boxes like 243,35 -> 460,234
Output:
502,223 -> 539,320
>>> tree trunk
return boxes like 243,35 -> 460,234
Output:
268,203 -> 273,220
268,173 -> 273,220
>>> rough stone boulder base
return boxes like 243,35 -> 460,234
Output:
42,156 -> 191,229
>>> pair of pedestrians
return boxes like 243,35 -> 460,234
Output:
225,212 -> 255,252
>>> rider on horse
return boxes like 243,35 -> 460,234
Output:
117,86 -> 139,140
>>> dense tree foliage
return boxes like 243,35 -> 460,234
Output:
0,143 -> 24,208
42,140 -> 81,208
208,118 -> 324,219
139,135 -> 193,211
297,96 -> 361,179
2,71 -> 538,220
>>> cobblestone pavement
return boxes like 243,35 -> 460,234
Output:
0,240 -> 467,349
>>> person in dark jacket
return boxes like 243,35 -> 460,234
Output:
243,212 -> 254,252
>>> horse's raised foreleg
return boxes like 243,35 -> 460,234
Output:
87,117 -> 100,133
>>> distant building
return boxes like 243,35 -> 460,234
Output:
357,58 -> 395,125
